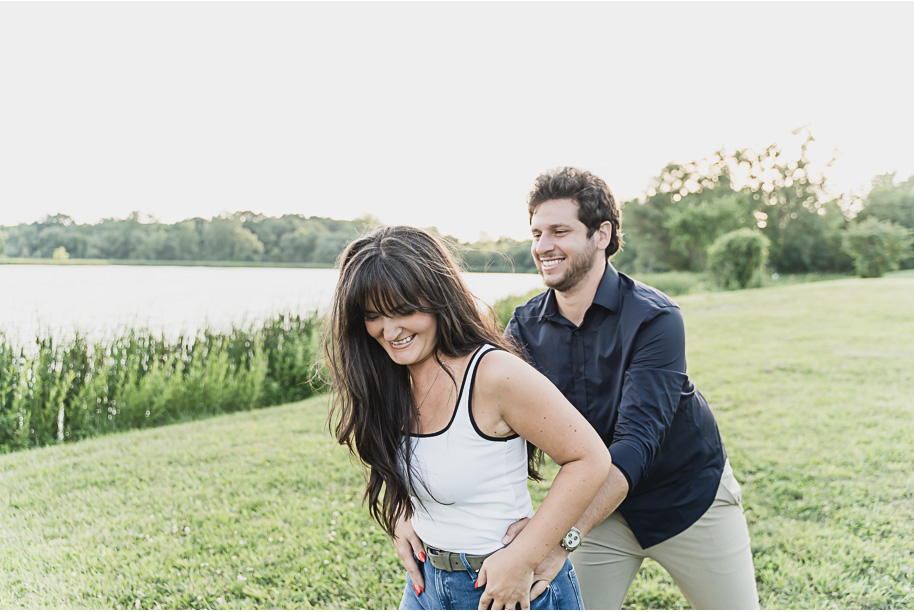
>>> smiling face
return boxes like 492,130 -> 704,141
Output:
530,198 -> 608,293
363,303 -> 439,367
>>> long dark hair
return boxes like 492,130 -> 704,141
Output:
323,225 -> 542,537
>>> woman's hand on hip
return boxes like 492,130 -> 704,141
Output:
394,516 -> 426,595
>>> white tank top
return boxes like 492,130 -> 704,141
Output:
404,344 -> 535,555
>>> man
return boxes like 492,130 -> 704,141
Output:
502,166 -> 759,609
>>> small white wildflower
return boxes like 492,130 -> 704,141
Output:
237,575 -> 246,582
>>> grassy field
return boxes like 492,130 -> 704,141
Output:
1,273 -> 912,609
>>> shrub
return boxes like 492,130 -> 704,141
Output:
841,218 -> 913,278
707,229 -> 770,290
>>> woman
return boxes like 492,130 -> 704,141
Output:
324,226 -> 611,610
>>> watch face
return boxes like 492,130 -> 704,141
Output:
563,530 -> 581,550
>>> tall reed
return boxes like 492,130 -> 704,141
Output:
0,313 -> 325,453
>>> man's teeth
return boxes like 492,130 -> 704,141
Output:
391,334 -> 415,346
541,258 -> 564,270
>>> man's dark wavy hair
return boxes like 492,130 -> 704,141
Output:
527,166 -> 623,259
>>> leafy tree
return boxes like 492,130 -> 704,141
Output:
52,246 -> 70,260
201,216 -> 265,262
856,173 -> 914,268
707,229 -> 770,290
0,231 -> 6,257
311,231 -> 354,264
623,128 -> 846,274
663,191 -> 753,271
159,220 -> 201,260
278,227 -> 319,263
841,218 -> 913,278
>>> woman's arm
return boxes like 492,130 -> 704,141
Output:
472,350 -> 612,610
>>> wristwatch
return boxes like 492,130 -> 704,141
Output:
561,526 -> 582,552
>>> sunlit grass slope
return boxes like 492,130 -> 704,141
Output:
1,273 -> 912,609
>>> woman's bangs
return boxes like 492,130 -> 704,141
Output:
353,259 -> 424,317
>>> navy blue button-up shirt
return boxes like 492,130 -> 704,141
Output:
505,264 -> 725,548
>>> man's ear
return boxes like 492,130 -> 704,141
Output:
595,221 -> 613,250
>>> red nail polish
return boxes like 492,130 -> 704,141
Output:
474,581 -> 479,589
414,584 -> 420,597
419,585 -> 424,594
418,552 -> 426,562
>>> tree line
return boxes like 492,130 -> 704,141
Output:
612,130 -> 914,283
0,209 -> 538,274
2,130 -> 912,281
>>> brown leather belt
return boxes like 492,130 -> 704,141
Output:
422,541 -> 495,572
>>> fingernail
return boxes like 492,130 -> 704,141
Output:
419,585 -> 424,594
418,552 -> 426,562
474,581 -> 478,589
413,584 -> 420,597
502,536 -> 510,545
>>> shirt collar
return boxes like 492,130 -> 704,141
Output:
593,263 -> 622,313
537,263 -> 622,323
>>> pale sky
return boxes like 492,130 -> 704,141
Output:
1,2 -> 912,242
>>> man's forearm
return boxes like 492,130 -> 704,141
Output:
575,464 -> 630,536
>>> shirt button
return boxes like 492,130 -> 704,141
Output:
572,330 -> 580,336
576,371 -> 583,379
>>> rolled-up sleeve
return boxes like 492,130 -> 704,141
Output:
608,309 -> 688,491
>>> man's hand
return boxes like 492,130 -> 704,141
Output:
500,518 -> 570,601
393,516 -> 426,596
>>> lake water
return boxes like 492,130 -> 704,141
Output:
0,264 -> 546,344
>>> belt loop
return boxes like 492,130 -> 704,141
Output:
459,552 -> 478,582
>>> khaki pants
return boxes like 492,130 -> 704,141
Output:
570,460 -> 759,610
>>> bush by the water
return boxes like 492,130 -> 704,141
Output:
707,229 -> 770,290
0,314 -> 325,453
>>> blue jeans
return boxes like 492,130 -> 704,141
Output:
399,554 -> 584,610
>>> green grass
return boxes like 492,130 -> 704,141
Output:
2,274 -> 913,609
